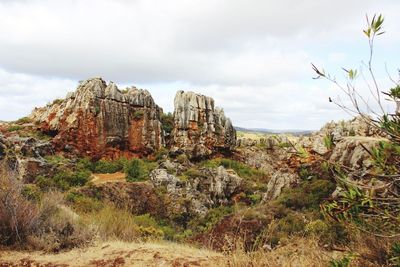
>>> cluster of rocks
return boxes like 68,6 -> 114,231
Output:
149,162 -> 242,215
298,116 -> 388,170
0,134 -> 54,182
30,79 -> 236,159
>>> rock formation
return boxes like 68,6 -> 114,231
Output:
0,134 -> 54,182
171,91 -> 236,158
263,170 -> 298,201
149,165 -> 242,214
30,78 -> 164,159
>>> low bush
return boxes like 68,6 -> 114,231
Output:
82,205 -> 164,242
94,158 -> 126,173
15,117 -> 32,125
125,159 -> 156,182
28,192 -> 96,252
66,192 -> 103,213
21,184 -> 42,202
188,206 -> 234,234
132,110 -> 144,120
0,170 -> 95,250
44,155 -> 70,166
278,178 -> 336,210
36,170 -> 90,191
7,125 -> 23,132
0,169 -> 39,245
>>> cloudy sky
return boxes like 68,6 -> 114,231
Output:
0,0 -> 399,130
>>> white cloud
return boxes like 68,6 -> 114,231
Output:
0,0 -> 399,129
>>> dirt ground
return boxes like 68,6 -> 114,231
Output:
91,172 -> 126,185
0,241 -> 222,267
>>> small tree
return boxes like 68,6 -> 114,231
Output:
125,159 -> 146,182
0,166 -> 39,245
313,14 -> 400,238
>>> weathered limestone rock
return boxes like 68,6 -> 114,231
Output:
149,165 -> 242,215
298,116 -> 384,155
149,168 -> 182,193
330,136 -> 388,170
30,78 -> 164,159
171,91 -> 236,158
262,170 -> 298,201
0,135 -> 54,182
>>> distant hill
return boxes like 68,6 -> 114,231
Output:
234,126 -> 314,136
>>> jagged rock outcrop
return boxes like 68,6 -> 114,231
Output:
30,78 -> 164,159
150,165 -> 242,214
171,91 -> 236,158
299,116 -> 384,155
0,135 -> 54,182
329,136 -> 388,170
262,170 -> 298,201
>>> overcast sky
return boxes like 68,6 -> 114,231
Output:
0,0 -> 399,130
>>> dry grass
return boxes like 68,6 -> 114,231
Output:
0,240 -> 222,267
91,172 -> 126,185
81,205 -> 139,242
216,237 -> 344,267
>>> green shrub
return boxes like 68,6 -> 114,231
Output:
66,192 -> 103,213
180,168 -> 207,181
276,212 -> 305,234
21,184 -> 42,202
94,158 -> 127,173
161,112 -> 174,135
389,242 -> 400,266
15,117 -> 32,125
248,193 -> 262,205
188,206 -> 234,234
125,159 -> 146,182
7,125 -> 23,132
44,155 -> 69,166
132,110 -> 144,120
176,154 -> 188,164
154,147 -> 169,161
329,254 -> 354,267
35,170 -> 90,191
278,179 -> 336,210
305,219 -> 328,235
51,98 -> 64,105
133,214 -> 159,228
323,134 -> 334,150
77,158 -> 95,172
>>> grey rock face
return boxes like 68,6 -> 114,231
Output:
171,91 -> 236,158
149,165 -> 242,215
263,170 -> 298,201
329,136 -> 388,170
0,135 -> 54,182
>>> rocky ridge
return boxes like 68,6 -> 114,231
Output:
29,79 -> 236,160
